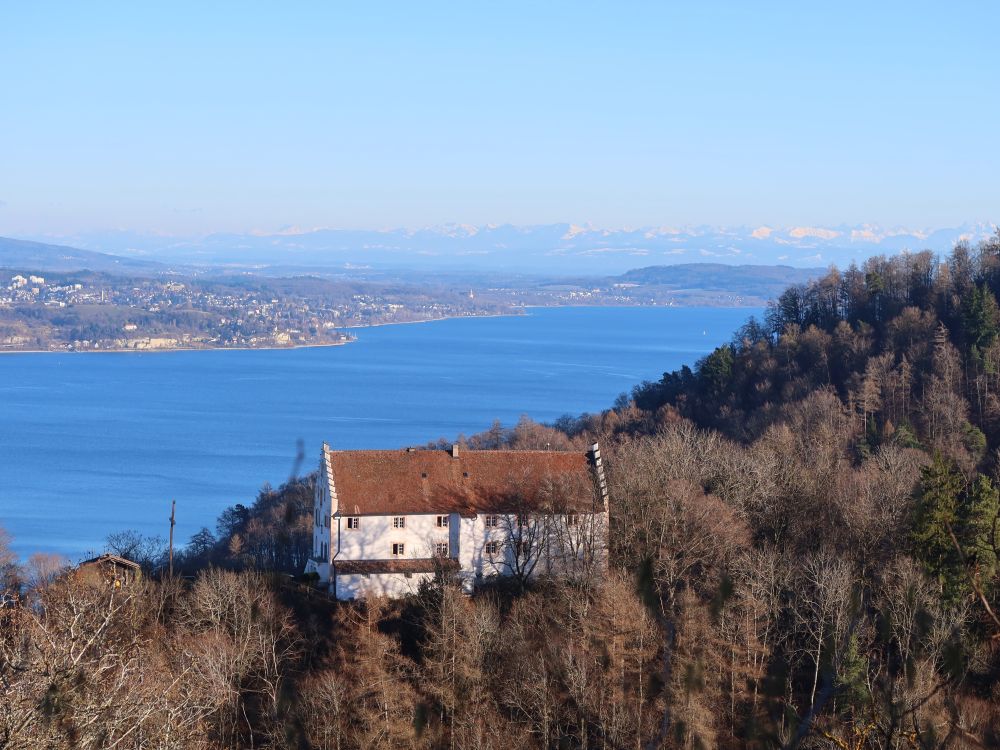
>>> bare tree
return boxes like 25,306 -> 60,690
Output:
789,549 -> 855,712
23,552 -> 69,592
1,575 -> 214,749
490,504 -> 551,589
178,568 -> 301,745
104,528 -> 167,571
296,669 -> 353,750
422,583 -> 504,749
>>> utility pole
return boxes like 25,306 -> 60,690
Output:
168,500 -> 176,578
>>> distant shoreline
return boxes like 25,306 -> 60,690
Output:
0,310 -> 524,355
0,340 -> 351,356
339,310 -> 521,330
0,304 -> 762,355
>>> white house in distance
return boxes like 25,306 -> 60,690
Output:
305,442 -> 609,599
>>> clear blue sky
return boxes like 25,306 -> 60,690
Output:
1,1 -> 997,235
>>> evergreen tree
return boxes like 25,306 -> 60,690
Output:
698,345 -> 734,396
961,474 -> 1000,592
912,457 -> 1000,602
835,634 -> 870,715
961,283 -> 1000,360
911,454 -> 965,601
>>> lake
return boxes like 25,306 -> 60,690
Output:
0,305 -> 758,558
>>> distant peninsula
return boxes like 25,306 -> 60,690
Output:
0,269 -> 515,353
0,235 -> 823,353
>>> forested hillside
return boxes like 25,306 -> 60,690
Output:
3,237 -> 1000,748
633,235 -> 1000,457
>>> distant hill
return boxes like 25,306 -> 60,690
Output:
0,236 -> 166,275
25,222 -> 995,275
614,263 -> 824,298
0,235 -> 831,304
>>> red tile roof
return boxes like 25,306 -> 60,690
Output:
328,448 -> 599,516
334,558 -> 461,575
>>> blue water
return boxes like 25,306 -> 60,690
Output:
0,306 -> 757,558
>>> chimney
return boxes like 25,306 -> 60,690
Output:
450,443 -> 460,458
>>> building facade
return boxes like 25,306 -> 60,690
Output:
305,442 -> 608,599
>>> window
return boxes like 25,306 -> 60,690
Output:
404,572 -> 413,579
393,516 -> 406,529
392,542 -> 405,556
566,513 -> 579,527
518,540 -> 531,557
436,515 -> 449,528
517,513 -> 529,527
346,517 -> 360,529
484,541 -> 499,555
435,542 -> 449,557
324,515 -> 330,528
484,515 -> 499,528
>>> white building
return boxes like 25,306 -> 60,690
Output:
305,442 -> 609,599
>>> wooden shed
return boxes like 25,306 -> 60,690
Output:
76,553 -> 142,588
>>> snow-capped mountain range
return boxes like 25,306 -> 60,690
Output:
16,222 -> 997,275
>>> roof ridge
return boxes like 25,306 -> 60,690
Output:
323,445 -> 598,515
326,447 -> 584,454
